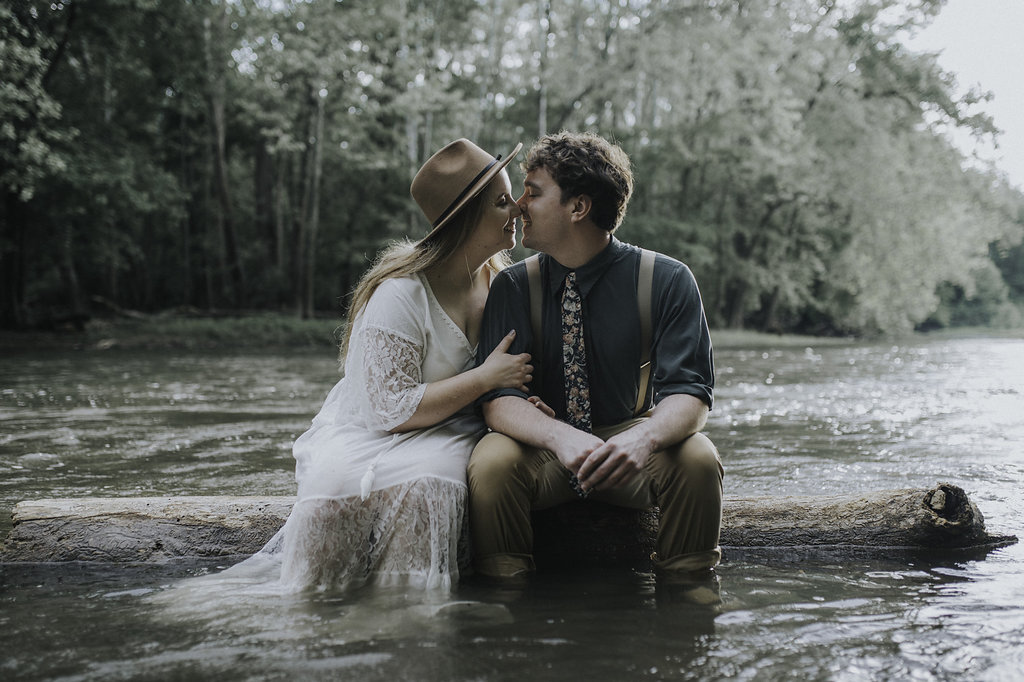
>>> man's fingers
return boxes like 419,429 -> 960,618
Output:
577,444 -> 612,483
580,448 -> 642,491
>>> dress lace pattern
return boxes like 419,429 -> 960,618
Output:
280,477 -> 469,592
361,325 -> 427,431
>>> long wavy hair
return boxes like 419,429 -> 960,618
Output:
339,186 -> 512,358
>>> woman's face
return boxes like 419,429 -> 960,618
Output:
474,169 -> 521,255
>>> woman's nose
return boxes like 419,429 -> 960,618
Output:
506,194 -> 523,217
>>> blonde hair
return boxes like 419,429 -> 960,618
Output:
339,188 -> 512,358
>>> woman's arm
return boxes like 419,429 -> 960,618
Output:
388,330 -> 532,433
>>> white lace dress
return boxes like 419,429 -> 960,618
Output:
227,274 -> 486,594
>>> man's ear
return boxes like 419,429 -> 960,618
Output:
569,195 -> 592,223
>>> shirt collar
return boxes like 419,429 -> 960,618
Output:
543,237 -> 629,298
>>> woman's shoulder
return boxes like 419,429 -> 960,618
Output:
372,274 -> 429,303
359,275 -> 430,330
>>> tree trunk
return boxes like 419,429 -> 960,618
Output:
57,220 -> 87,322
2,497 -> 293,563
2,484 -> 1013,564
254,142 -> 277,269
405,110 -> 420,234
273,151 -> 289,277
203,12 -> 245,308
291,91 -> 315,316
536,0 -> 550,137
0,191 -> 28,328
294,89 -> 325,319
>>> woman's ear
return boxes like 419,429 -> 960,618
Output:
569,195 -> 592,223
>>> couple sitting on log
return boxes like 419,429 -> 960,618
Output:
235,132 -> 723,592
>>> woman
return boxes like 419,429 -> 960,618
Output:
271,138 -> 539,592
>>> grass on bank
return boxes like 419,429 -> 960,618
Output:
1,312 -> 1020,353
0,313 -> 345,352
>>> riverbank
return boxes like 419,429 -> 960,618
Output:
0,313 -> 344,353
0,313 -> 1019,353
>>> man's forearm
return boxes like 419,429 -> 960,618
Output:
484,396 -> 607,473
641,393 -> 709,449
482,396 -> 573,451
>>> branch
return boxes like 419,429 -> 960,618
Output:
40,3 -> 77,90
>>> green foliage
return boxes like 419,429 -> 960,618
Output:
0,5 -> 72,202
2,0 -> 1023,337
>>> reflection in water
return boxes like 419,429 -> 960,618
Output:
2,337 -> 1024,679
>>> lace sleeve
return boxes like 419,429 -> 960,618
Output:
360,324 -> 428,431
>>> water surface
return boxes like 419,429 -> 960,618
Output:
2,335 -> 1023,680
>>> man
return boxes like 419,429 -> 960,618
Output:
469,131 -> 723,579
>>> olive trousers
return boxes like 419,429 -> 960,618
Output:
467,416 -> 724,577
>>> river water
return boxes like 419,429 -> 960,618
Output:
2,334 -> 1023,680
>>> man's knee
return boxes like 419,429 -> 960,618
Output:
468,431 -> 528,489
659,432 -> 723,489
684,432 -> 723,473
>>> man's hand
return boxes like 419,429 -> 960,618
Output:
574,394 -> 709,493
575,427 -> 655,492
552,427 -> 606,475
482,396 -> 602,470
527,395 -> 556,418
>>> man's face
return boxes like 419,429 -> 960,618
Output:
517,167 -> 573,253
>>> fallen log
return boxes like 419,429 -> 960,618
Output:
0,483 -> 1015,565
533,482 -> 1017,569
0,497 -> 293,563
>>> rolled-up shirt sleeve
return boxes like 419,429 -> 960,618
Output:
476,265 -> 532,404
651,260 -> 715,409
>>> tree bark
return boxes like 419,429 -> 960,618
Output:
57,220 -> 87,322
254,142 -> 277,269
2,497 -> 293,563
273,151 -> 289,277
291,87 -> 323,317
0,191 -> 28,328
536,0 -> 550,137
301,92 -> 325,319
1,484 -> 1013,565
203,11 -> 245,307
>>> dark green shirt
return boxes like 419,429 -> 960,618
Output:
477,238 -> 714,428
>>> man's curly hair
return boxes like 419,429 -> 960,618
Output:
521,131 -> 634,233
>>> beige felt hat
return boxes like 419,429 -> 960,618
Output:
411,138 -> 523,243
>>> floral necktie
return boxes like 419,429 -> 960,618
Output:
561,272 -> 592,433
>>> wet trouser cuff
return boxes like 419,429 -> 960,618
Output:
651,546 -> 722,574
474,553 -> 536,578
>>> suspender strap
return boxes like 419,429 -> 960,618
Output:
525,254 -> 544,386
525,249 -> 656,419
634,248 -> 656,416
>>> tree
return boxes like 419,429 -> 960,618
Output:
2,0 -> 1021,336
0,4 -> 74,327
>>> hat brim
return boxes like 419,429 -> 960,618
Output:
417,142 -> 523,245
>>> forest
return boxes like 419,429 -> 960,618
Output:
3,0 -> 1023,336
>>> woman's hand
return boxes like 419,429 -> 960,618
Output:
479,330 -> 533,392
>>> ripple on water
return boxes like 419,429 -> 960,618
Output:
2,340 -> 1024,680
